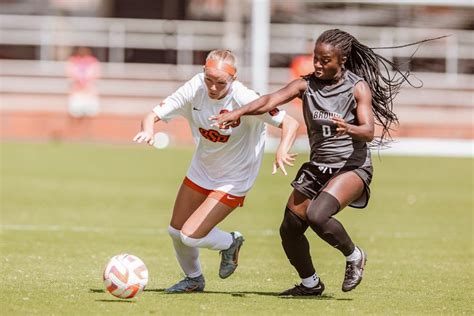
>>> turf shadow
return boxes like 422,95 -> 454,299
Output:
143,288 -> 165,293
89,289 -> 105,293
279,294 -> 352,301
203,291 -> 351,300
91,288 -> 351,300
90,288 -> 165,294
95,299 -> 136,303
143,288 -> 279,296
144,288 -> 351,300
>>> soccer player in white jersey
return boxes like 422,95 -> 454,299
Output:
133,49 -> 299,293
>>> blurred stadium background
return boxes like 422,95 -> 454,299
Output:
1,0 -> 473,155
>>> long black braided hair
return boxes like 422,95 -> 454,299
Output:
316,29 -> 447,147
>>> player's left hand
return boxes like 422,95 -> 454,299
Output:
332,117 -> 352,137
273,151 -> 298,175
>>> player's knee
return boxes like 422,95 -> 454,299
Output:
180,231 -> 204,248
306,192 -> 340,230
306,210 -> 328,230
168,225 -> 182,241
280,207 -> 308,240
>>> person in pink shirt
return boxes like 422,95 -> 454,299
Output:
65,47 -> 101,118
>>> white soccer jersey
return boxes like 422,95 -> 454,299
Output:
153,73 -> 286,196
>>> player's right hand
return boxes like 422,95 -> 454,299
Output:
133,131 -> 154,145
273,152 -> 298,176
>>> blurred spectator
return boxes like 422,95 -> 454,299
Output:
186,0 -> 225,20
290,54 -> 313,80
65,47 -> 101,118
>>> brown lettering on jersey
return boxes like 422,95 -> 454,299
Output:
199,128 -> 230,143
312,110 -> 341,120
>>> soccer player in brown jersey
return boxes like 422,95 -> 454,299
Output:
211,29 -> 441,296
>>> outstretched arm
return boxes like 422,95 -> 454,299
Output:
133,111 -> 160,145
211,78 -> 307,127
273,114 -> 300,175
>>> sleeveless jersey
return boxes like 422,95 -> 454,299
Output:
301,70 -> 372,169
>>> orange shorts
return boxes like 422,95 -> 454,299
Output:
183,177 -> 245,208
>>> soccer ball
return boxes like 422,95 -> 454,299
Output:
103,254 -> 148,299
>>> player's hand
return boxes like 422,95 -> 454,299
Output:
273,151 -> 298,176
133,131 -> 154,145
332,117 -> 352,137
209,111 -> 241,129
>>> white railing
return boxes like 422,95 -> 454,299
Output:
1,59 -> 472,115
0,14 -> 472,75
1,14 -> 473,116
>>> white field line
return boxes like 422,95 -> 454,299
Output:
0,224 -> 418,238
265,137 -> 474,158
0,224 -> 277,236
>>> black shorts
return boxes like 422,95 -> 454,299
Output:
291,162 -> 373,209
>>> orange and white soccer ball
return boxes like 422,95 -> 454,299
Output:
103,254 -> 148,299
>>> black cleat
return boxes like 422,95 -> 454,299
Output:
279,280 -> 325,296
164,275 -> 205,293
342,246 -> 367,292
219,232 -> 245,279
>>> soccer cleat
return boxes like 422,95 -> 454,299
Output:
164,275 -> 205,293
342,246 -> 367,292
279,280 -> 325,296
219,231 -> 244,279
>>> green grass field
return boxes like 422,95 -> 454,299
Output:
1,142 -> 472,315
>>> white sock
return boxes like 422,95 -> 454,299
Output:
301,273 -> 319,288
168,226 -> 202,278
180,227 -> 233,250
346,246 -> 362,262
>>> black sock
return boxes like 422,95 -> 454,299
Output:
307,192 -> 355,256
280,207 -> 316,278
